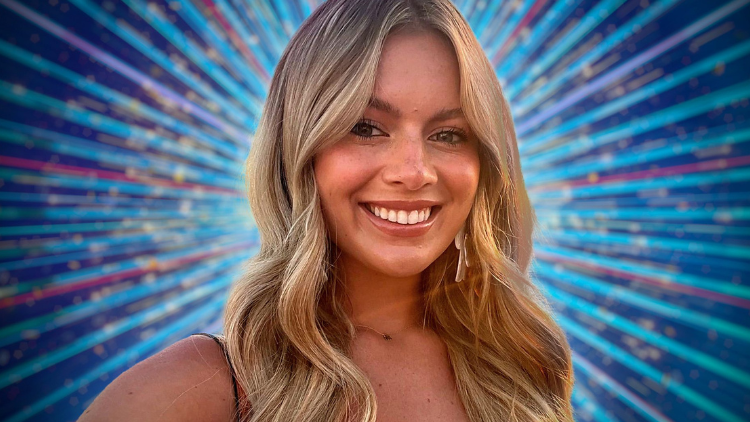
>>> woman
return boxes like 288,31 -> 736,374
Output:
79,0 -> 574,421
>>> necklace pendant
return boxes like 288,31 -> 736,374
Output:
383,334 -> 392,340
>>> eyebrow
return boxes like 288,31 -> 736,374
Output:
367,96 -> 465,124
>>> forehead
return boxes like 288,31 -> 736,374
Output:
372,30 -> 462,115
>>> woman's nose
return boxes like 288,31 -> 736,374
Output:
381,136 -> 438,190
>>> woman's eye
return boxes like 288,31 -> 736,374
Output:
351,121 -> 386,138
431,129 -> 467,146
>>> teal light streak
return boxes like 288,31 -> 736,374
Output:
66,0 -> 257,131
526,127 -> 750,186
0,40 -> 244,159
0,238 -> 252,298
0,251 -> 247,348
0,123 -> 241,189
512,0 -> 683,111
545,284 -> 750,389
0,169 -> 238,201
506,0 -> 629,99
533,260 -> 750,341
536,243 -> 750,300
525,81 -> 750,169
520,40 -> 750,152
571,351 -> 674,422
559,314 -> 745,422
0,82 -> 240,173
120,0 -> 265,114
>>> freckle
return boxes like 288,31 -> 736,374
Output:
427,398 -> 431,403
378,383 -> 382,387
128,392 -> 133,395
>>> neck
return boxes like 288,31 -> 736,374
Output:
338,255 -> 425,334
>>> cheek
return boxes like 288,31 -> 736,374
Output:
314,145 -> 375,212
445,155 -> 481,203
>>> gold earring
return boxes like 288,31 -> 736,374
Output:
454,224 -> 470,282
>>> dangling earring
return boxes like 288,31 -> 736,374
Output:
454,224 -> 470,282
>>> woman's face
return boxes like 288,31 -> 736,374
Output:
314,30 -> 480,279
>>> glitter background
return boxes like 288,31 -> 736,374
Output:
0,0 -> 748,421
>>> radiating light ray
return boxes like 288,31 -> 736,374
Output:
0,192 -> 240,210
67,0 -> 257,129
525,81 -> 750,170
519,39 -> 750,151
516,0 -> 750,132
534,260 -> 750,339
469,0 -> 505,39
493,0 -> 585,77
209,0 -> 277,72
177,1 -> 272,81
120,0 -> 267,104
0,252 -> 246,348
0,40 -> 244,159
170,0 -> 271,85
0,216 -> 248,237
0,122 -> 241,188
530,162 -> 750,200
0,239 -> 255,311
504,0 -> 630,99
527,126 -> 750,186
0,84 -> 241,173
544,283 -> 750,388
0,227 -> 240,271
571,351 -> 675,422
536,244 -> 750,302
0,156 -> 240,195
539,218 -> 750,237
1,1 -> 748,421
0,0 -> 254,140
484,0 -> 547,63
559,313 -> 744,422
541,228 -> 750,261
247,0 -> 293,43
230,0 -> 286,59
1,170 -> 239,201
572,383 -> 619,422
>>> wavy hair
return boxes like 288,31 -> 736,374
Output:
223,0 -> 574,420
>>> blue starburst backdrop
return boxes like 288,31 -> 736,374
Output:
0,0 -> 748,421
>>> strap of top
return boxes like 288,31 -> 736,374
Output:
192,333 -> 243,421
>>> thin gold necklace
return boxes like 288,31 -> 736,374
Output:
354,324 -> 393,340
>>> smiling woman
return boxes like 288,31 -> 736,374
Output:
78,1 -> 573,421
315,30 -> 481,283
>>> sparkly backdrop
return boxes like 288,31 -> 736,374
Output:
0,0 -> 748,421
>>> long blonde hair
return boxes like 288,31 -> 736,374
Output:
223,0 -> 574,420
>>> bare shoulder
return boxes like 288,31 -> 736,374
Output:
78,334 -> 238,422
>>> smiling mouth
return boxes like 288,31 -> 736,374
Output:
361,203 -> 440,225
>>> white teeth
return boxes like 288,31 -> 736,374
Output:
408,210 -> 418,224
366,204 -> 433,225
388,209 -> 397,222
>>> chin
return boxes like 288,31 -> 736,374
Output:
372,257 -> 433,279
